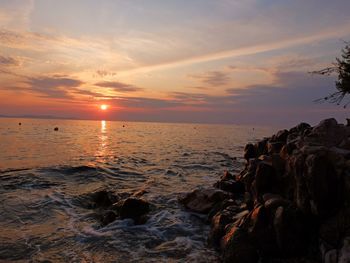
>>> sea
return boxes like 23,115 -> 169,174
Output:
0,118 -> 276,262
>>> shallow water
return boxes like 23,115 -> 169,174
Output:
0,118 -> 275,262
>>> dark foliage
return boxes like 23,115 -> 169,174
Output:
311,41 -> 350,108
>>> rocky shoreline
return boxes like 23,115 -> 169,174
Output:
180,118 -> 350,263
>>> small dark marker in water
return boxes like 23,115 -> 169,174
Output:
54,127 -> 59,131
123,125 -> 125,127
19,122 -> 21,125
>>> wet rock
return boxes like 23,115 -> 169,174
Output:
214,179 -> 245,194
246,204 -> 275,255
119,197 -> 150,223
239,159 -> 260,192
244,143 -> 257,161
179,188 -> 230,214
232,210 -> 250,226
207,199 -> 237,221
208,210 -> 235,247
221,226 -> 259,263
100,210 -> 117,226
77,190 -> 120,209
244,192 -> 254,211
220,170 -> 235,181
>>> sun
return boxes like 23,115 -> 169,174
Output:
100,104 -> 108,111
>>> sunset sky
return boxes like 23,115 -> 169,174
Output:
0,0 -> 349,125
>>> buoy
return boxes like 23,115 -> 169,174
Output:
54,127 -> 59,131
18,122 -> 21,125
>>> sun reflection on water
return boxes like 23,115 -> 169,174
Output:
96,120 -> 109,163
101,120 -> 106,133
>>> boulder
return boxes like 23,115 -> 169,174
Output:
239,159 -> 260,192
280,143 -> 297,159
208,210 -> 235,247
77,190 -> 120,209
100,210 -> 117,226
304,152 -> 341,218
255,138 -> 268,157
289,122 -> 312,135
119,197 -> 150,223
267,142 -> 284,154
324,249 -> 337,263
273,129 -> 289,143
214,179 -> 245,194
254,162 -> 277,199
179,188 -> 230,214
207,199 -> 238,221
308,118 -> 347,147
221,227 -> 259,263
263,194 -> 290,210
338,237 -> 350,263
244,143 -> 257,161
220,170 -> 235,181
319,208 -> 350,247
338,138 -> 350,150
273,206 -> 313,256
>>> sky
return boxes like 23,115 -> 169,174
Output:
0,0 -> 349,125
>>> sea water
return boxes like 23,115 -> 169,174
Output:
0,118 -> 275,262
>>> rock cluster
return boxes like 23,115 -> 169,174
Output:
76,190 -> 151,226
180,118 -> 350,263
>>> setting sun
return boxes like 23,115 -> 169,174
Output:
100,104 -> 108,111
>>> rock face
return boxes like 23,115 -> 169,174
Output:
180,118 -> 350,263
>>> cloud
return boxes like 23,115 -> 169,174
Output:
0,55 -> 19,66
188,71 -> 230,86
112,96 -> 184,109
95,70 -> 117,78
225,71 -> 337,108
23,75 -> 84,99
117,22 -> 350,75
95,81 -> 142,92
0,0 -> 34,30
70,88 -> 111,98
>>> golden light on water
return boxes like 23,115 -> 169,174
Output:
101,120 -> 106,133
